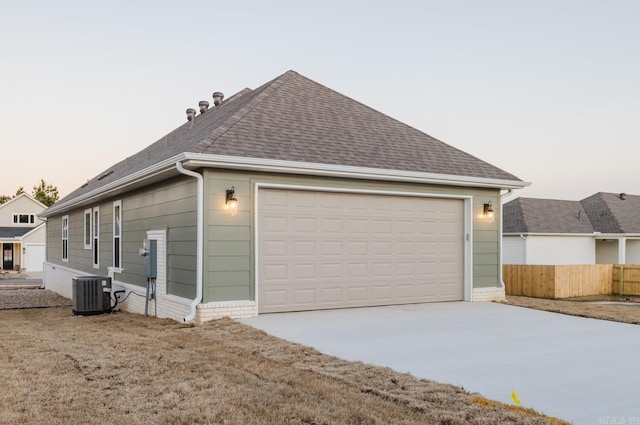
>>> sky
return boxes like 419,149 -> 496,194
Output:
1,1 -> 638,202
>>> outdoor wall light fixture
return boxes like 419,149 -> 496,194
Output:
226,187 -> 238,215
483,201 -> 494,223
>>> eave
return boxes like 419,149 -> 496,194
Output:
504,232 -> 640,238
41,152 -> 529,217
184,153 -> 529,190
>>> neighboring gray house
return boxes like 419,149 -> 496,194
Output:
503,192 -> 640,265
41,70 -> 527,323
0,193 -> 46,272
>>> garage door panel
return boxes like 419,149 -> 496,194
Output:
397,241 -> 416,255
440,241 -> 458,255
320,263 -> 342,278
322,287 -> 343,302
347,219 -> 368,233
263,290 -> 287,309
258,189 -> 464,313
417,241 -> 437,255
293,240 -> 316,255
320,240 -> 342,255
321,218 -> 342,233
372,285 -> 393,300
372,241 -> 392,255
347,263 -> 367,277
293,289 -> 316,305
396,220 -> 417,234
263,216 -> 287,232
346,286 -> 368,302
293,264 -> 315,279
264,240 -> 287,256
397,262 -> 415,276
395,284 -> 415,299
293,217 -> 315,232
264,264 -> 287,280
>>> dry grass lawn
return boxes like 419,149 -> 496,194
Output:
0,306 -> 568,425
506,295 -> 640,325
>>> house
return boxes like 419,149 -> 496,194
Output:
0,193 -> 47,273
503,192 -> 640,265
40,70 -> 527,322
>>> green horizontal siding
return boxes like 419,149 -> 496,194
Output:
45,176 -> 198,298
201,169 -> 504,303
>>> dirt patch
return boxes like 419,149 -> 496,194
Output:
0,307 -> 567,425
505,295 -> 640,325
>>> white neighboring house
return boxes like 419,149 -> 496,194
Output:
503,192 -> 640,265
0,193 -> 47,272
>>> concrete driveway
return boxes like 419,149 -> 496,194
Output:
239,302 -> 640,425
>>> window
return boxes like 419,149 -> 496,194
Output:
93,207 -> 99,268
113,200 -> 122,270
84,209 -> 92,249
62,215 -> 69,262
13,213 -> 35,224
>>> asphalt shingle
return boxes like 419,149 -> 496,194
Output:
0,227 -> 36,238
582,192 -> 640,233
504,192 -> 640,234
503,197 -> 594,234
56,70 -> 523,207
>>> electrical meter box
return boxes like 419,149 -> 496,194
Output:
139,239 -> 157,279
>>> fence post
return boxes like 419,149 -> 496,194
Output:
620,265 -> 625,296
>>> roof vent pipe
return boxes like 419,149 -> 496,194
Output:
199,101 -> 209,114
212,91 -> 224,106
620,193 -> 627,200
186,108 -> 197,121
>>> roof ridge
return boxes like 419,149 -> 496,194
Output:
580,192 -> 621,233
193,70 -> 297,152
602,193 -> 625,232
285,73 -> 519,180
517,198 -> 532,232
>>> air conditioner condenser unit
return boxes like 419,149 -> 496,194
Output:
72,276 -> 112,316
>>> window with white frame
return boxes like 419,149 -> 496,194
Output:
113,200 -> 122,270
62,215 -> 69,261
13,213 -> 35,224
92,207 -> 99,268
84,209 -> 92,249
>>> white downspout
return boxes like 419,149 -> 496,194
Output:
176,161 -> 203,323
39,216 -> 48,289
498,189 -> 513,290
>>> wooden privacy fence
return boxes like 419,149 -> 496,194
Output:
503,264 -> 614,299
612,265 -> 640,295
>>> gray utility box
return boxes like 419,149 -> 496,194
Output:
72,276 -> 112,316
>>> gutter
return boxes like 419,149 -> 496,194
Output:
40,153 -> 187,218
498,189 -> 513,290
182,153 -> 530,190
175,161 -> 203,323
42,152 -> 529,219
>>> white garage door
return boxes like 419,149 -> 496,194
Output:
258,188 -> 464,313
24,244 -> 45,272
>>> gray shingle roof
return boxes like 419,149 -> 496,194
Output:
503,198 -> 594,234
504,192 -> 640,234
56,70 -> 523,207
0,227 -> 36,238
582,192 -> 640,233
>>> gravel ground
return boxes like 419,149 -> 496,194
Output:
0,289 -> 71,310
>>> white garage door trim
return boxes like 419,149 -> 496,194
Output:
254,183 -> 473,313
